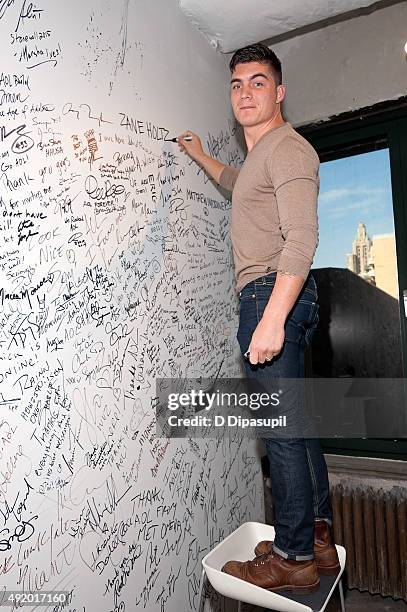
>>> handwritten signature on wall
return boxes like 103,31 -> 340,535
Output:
0,1 -> 261,611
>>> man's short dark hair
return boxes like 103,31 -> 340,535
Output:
229,43 -> 282,86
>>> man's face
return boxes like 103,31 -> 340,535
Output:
230,61 -> 284,128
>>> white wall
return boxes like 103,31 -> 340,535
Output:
271,1 -> 407,125
0,1 -> 261,610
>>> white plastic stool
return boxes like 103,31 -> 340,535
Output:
199,522 -> 346,612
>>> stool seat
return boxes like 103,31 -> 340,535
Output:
201,522 -> 346,612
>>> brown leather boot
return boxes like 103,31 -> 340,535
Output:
221,550 -> 320,594
254,520 -> 340,576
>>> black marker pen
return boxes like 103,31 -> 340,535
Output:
168,136 -> 193,142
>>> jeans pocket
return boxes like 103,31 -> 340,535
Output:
286,300 -> 319,345
253,286 -> 273,324
239,292 -> 256,302
237,295 -> 258,353
304,303 -> 319,347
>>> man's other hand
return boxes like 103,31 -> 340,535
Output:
247,317 -> 285,365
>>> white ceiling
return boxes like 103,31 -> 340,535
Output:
178,0 -> 384,52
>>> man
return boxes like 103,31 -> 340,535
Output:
178,43 -> 339,593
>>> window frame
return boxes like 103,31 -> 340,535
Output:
300,105 -> 407,461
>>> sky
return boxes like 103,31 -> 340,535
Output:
313,148 -> 395,269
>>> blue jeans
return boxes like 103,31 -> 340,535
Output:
237,272 -> 333,560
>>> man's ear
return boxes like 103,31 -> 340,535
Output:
276,84 -> 286,103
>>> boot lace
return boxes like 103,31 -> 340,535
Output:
253,552 -> 274,568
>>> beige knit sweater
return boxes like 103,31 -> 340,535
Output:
218,122 -> 319,292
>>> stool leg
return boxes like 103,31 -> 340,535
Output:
237,602 -> 242,612
338,578 -> 346,612
198,569 -> 205,612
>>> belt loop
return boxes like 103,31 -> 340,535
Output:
262,276 -> 266,285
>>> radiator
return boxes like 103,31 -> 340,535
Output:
331,483 -> 407,600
